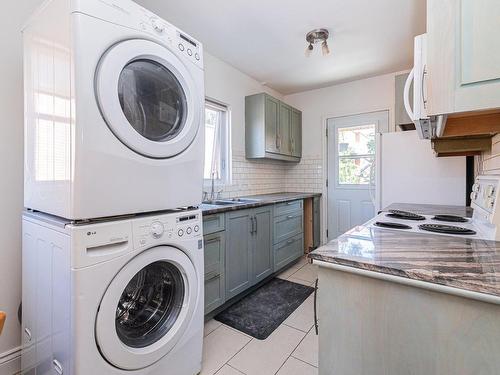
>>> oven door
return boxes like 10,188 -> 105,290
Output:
95,246 -> 198,370
95,39 -> 202,158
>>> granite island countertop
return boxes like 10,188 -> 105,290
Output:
309,203 -> 500,301
199,192 -> 321,215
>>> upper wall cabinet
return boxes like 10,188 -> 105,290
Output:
245,93 -> 302,162
427,0 -> 500,116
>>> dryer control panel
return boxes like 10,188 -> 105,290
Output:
133,210 -> 203,249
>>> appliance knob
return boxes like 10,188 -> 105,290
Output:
186,227 -> 192,234
178,43 -> 185,51
178,229 -> 184,237
194,225 -> 200,232
187,48 -> 193,56
472,183 -> 480,192
151,19 -> 165,33
486,185 -> 495,197
150,221 -> 164,239
195,53 -> 200,60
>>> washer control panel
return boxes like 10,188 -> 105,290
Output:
471,175 -> 500,223
133,210 -> 202,248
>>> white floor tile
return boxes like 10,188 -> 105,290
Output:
292,327 -> 318,367
201,325 -> 251,375
228,325 -> 306,375
290,263 -> 318,284
287,276 -> 315,287
204,319 -> 223,337
283,294 -> 314,332
276,357 -> 318,375
215,364 -> 245,375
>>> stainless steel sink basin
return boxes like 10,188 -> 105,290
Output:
203,198 -> 260,206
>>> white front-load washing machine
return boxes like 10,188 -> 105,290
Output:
22,209 -> 204,375
23,0 -> 205,220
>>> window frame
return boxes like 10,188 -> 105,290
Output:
334,122 -> 376,190
203,98 -> 231,185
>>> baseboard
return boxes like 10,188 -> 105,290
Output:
0,346 -> 21,375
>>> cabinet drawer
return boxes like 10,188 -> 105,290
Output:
205,272 -> 225,314
203,213 -> 225,235
274,200 -> 303,217
274,211 -> 303,244
204,232 -> 225,276
274,234 -> 303,271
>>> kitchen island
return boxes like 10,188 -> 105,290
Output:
309,203 -> 500,375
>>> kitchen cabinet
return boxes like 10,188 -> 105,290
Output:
225,206 -> 273,300
427,0 -> 500,115
278,102 -> 292,156
273,200 -> 304,271
245,93 -> 302,162
291,109 -> 302,157
203,231 -> 225,314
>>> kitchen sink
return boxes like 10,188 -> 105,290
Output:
203,198 -> 260,206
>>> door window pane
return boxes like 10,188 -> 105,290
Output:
115,261 -> 185,348
338,157 -> 374,185
337,124 -> 375,185
118,60 -> 187,142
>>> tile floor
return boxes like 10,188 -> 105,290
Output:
201,257 -> 319,375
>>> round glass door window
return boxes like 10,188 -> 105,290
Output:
115,261 -> 185,348
118,59 -> 188,142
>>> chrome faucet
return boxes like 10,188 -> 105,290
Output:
203,172 -> 223,203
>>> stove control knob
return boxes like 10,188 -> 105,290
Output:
470,192 -> 477,201
487,198 -> 495,209
472,183 -> 479,192
150,221 -> 165,239
486,185 -> 495,197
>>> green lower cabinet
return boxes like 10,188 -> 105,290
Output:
225,206 -> 273,300
225,209 -> 254,300
203,232 -> 225,314
253,206 -> 273,283
274,233 -> 304,271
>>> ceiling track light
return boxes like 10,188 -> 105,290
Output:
305,28 -> 331,57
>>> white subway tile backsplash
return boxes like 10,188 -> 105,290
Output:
203,151 -> 323,198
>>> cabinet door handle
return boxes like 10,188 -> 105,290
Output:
287,215 -> 293,219
250,217 -> 255,234
314,278 -> 319,335
421,64 -> 427,109
53,359 -> 63,375
24,327 -> 32,341
287,239 -> 294,244
254,216 -> 257,233
205,271 -> 221,282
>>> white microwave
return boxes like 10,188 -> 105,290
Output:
403,33 -> 446,139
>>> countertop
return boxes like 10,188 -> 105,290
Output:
309,203 -> 500,299
199,192 -> 321,215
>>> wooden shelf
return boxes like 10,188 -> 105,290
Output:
432,136 -> 491,157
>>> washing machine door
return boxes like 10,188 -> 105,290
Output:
95,246 -> 199,370
95,39 -> 202,159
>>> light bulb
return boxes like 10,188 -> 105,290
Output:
305,43 -> 313,57
322,41 -> 330,56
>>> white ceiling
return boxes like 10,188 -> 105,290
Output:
137,0 -> 426,95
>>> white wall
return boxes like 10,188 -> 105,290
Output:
0,0 -> 44,370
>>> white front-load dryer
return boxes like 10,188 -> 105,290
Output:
23,0 -> 205,220
22,209 -> 204,375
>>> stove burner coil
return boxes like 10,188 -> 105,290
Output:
374,222 -> 412,230
432,214 -> 468,223
386,209 -> 426,221
418,224 -> 476,235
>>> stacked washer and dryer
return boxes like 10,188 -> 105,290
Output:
21,0 -> 205,374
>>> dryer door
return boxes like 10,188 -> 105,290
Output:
95,246 -> 199,370
95,39 -> 202,158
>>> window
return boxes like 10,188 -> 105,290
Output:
337,124 -> 375,185
204,100 -> 230,182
